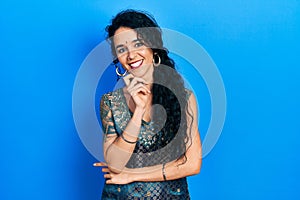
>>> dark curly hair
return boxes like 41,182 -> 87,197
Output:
106,9 -> 193,164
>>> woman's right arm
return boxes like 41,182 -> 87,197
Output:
100,95 -> 143,173
100,78 -> 151,173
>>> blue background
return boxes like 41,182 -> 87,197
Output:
1,0 -> 299,199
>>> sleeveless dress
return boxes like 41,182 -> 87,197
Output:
100,88 -> 191,200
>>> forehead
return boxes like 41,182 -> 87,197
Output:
113,27 -> 138,45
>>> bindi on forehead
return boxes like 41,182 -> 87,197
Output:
114,37 -> 139,47
114,28 -> 139,44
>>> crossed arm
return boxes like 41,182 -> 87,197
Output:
95,92 -> 202,184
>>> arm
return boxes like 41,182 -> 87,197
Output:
100,95 -> 143,173
130,126 -> 201,182
96,92 -> 202,184
100,78 -> 151,173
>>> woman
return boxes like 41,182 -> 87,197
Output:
94,9 -> 202,199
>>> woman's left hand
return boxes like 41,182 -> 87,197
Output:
93,162 -> 133,184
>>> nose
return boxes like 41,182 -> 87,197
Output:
127,49 -> 137,61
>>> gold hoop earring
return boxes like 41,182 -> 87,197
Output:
153,54 -> 161,67
115,66 -> 127,77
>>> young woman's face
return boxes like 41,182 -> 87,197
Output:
113,27 -> 154,79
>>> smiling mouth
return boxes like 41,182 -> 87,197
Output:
129,60 -> 143,69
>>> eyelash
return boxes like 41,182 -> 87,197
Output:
134,41 -> 144,48
117,48 -> 125,54
116,41 -> 144,54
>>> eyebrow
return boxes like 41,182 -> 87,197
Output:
115,39 -> 142,49
115,44 -> 124,49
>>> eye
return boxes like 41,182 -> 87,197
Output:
116,47 -> 126,54
134,41 -> 144,48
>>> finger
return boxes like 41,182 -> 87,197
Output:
127,78 -> 149,91
129,89 -> 149,97
128,82 -> 149,91
123,74 -> 134,86
106,179 -> 113,184
130,77 -> 149,85
127,84 -> 151,96
93,162 -> 108,167
102,168 -> 110,173
104,174 -> 112,179
130,88 -> 149,97
128,83 -> 151,95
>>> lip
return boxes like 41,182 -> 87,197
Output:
128,59 -> 143,69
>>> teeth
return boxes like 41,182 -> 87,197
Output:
130,60 -> 143,68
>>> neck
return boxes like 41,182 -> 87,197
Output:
141,66 -> 154,89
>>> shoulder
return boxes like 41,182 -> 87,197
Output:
184,88 -> 197,108
101,88 -> 123,102
184,88 -> 195,100
100,92 -> 112,108
184,88 -> 192,98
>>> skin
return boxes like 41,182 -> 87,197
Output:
114,27 -> 154,123
114,27 -> 155,83
94,26 -> 202,184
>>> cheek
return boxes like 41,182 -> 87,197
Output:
117,56 -> 131,70
142,49 -> 154,61
117,55 -> 127,65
